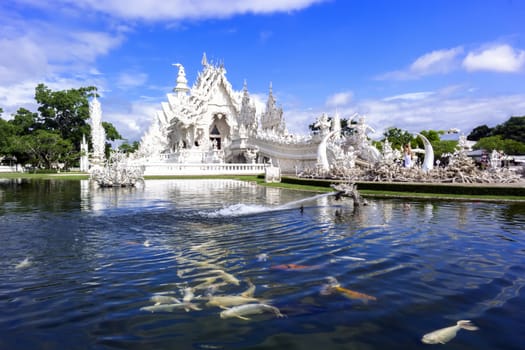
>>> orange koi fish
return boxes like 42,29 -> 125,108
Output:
270,263 -> 319,270
321,276 -> 376,302
333,285 -> 377,302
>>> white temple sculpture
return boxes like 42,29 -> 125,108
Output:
89,95 -> 106,167
80,134 -> 89,172
122,54 -> 522,183
134,54 -> 384,176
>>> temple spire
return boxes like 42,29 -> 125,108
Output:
201,52 -> 208,67
172,63 -> 189,94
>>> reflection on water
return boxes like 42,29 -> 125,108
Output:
1,179 -> 524,350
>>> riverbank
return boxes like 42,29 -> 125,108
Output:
1,172 -> 524,202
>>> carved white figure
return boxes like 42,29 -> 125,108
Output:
89,96 -> 106,166
415,133 -> 434,172
314,113 -> 331,137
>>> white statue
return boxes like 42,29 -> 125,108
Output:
314,113 -> 331,136
415,133 -> 434,172
89,95 -> 106,167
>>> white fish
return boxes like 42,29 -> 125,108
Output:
422,320 -> 479,344
220,303 -> 285,320
181,287 -> 202,311
256,253 -> 269,262
207,295 -> 262,309
332,255 -> 366,261
182,287 -> 196,303
140,303 -> 189,313
209,269 -> 240,285
150,295 -> 181,305
15,257 -> 32,269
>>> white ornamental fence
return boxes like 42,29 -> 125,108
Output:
143,162 -> 267,176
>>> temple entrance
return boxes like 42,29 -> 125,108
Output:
210,113 -> 230,150
210,125 -> 221,150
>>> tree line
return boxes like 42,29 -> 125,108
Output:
0,84 -> 138,170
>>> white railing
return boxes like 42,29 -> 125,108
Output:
143,162 -> 267,176
0,165 -> 20,173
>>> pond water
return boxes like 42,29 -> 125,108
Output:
1,179 -> 524,350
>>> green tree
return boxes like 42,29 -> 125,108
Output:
119,140 -> 140,154
492,116 -> 525,143
14,130 -> 75,170
467,124 -> 492,141
0,117 -> 14,157
102,121 -> 123,158
34,83 -> 98,151
382,127 -> 414,150
474,135 -> 525,154
10,108 -> 39,135
432,140 -> 458,158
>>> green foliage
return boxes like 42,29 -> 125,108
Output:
14,130 -> 76,169
474,135 -> 525,154
0,118 -> 14,156
467,116 -> 525,150
34,83 -> 98,152
432,140 -> 458,158
119,140 -> 140,154
382,127 -> 414,150
10,108 -> 39,135
467,124 -> 492,141
102,121 -> 123,158
470,116 -> 525,154
1,84 -> 124,169
492,116 -> 525,143
417,130 -> 443,144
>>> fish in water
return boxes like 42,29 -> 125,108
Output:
207,279 -> 261,308
150,295 -> 181,305
422,320 -> 479,344
207,295 -> 263,309
140,303 -> 189,313
270,263 -> 320,271
208,269 -> 240,285
256,253 -> 269,262
181,287 -> 202,311
321,276 -> 376,303
15,257 -> 32,270
220,303 -> 285,320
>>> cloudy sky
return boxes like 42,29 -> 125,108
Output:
1,0 -> 524,141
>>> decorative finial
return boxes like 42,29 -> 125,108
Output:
172,63 -> 189,93
201,52 -> 208,67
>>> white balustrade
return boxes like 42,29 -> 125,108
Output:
143,162 -> 268,176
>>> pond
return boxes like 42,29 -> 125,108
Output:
1,179 -> 524,350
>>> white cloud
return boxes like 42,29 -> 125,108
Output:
410,47 -> 463,75
326,91 -> 353,107
356,93 -> 525,137
463,44 -> 525,72
103,99 -> 160,141
383,91 -> 434,102
378,47 -> 463,80
61,0 -> 328,21
117,72 -> 149,89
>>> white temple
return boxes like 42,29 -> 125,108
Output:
135,53 -> 380,176
84,55 -> 523,184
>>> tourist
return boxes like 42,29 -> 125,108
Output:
403,144 -> 413,168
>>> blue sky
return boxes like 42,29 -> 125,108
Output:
1,0 -> 524,142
